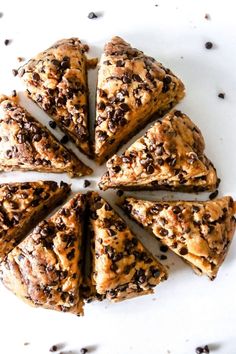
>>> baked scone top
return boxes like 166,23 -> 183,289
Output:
87,192 -> 167,302
122,196 -> 236,279
18,38 -> 95,156
0,193 -> 86,315
95,36 -> 185,163
99,110 -> 218,192
0,95 -> 92,177
0,180 -> 70,261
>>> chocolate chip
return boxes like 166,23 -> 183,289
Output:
97,130 -> 108,142
209,190 -> 219,200
122,75 -> 131,84
12,69 -> 18,76
49,345 -> 58,352
160,245 -> 168,253
192,205 -> 200,212
157,158 -> 164,166
146,164 -> 154,174
116,190 -> 124,197
132,74 -> 142,82
172,206 -> 182,214
151,267 -> 160,278
84,180 -> 91,188
204,13 -> 210,20
4,39 -> 10,46
115,60 -> 124,67
150,204 -> 163,214
67,249 -> 75,260
80,348 -> 88,354
179,247 -> 188,255
174,110 -> 182,117
218,92 -> 225,99
120,117 -> 128,126
98,101 -> 106,110
112,165 -> 121,173
160,254 -> 167,260
32,72 -> 40,81
120,103 -> 130,112
195,347 -> 204,354
205,41 -> 213,49
203,345 -> 210,353
88,12 -> 97,19
11,90 -> 17,97
163,75 -> 172,84
60,135 -> 69,144
49,120 -> 56,129
159,228 -> 168,236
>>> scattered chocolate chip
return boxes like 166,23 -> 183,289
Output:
60,135 -> 69,144
84,180 -> 91,188
163,75 -> 172,84
204,13 -> 210,20
24,342 -> 30,346
195,347 -> 204,354
179,247 -> 188,255
49,345 -> 58,352
112,165 -> 121,173
12,69 -> 18,76
120,103 -> 130,112
218,92 -> 225,99
11,90 -> 17,97
174,110 -> 182,117
88,12 -> 97,19
17,56 -> 24,62
160,254 -> 167,260
4,39 -> 11,46
80,348 -> 88,354
49,120 -> 57,129
209,190 -> 219,200
116,190 -> 124,197
160,245 -> 168,253
151,267 -> 160,278
205,41 -> 213,49
203,345 -> 210,353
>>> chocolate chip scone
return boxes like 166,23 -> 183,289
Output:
94,36 -> 185,164
0,193 -> 86,315
0,95 -> 92,177
86,192 -> 167,302
99,110 -> 218,192
121,196 -> 236,279
0,180 -> 70,262
18,38 -> 97,157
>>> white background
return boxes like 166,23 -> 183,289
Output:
0,0 -> 236,353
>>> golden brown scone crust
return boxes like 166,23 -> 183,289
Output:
0,181 -> 70,261
0,95 -> 92,177
87,192 -> 167,302
99,110 -> 218,192
0,193 -> 86,315
95,36 -> 185,163
122,196 -> 236,279
18,38 -> 94,157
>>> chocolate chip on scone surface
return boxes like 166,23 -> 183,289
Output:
0,193 -> 86,315
94,36 -> 185,164
122,196 -> 236,279
0,180 -> 70,261
18,38 -> 95,157
99,110 -> 218,192
87,192 -> 168,302
0,95 -> 92,177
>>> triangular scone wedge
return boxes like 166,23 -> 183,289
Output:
0,180 -> 70,261
122,196 -> 236,280
0,193 -> 86,315
100,110 -> 218,191
18,38 -> 96,157
94,36 -> 185,163
86,192 -> 167,302
0,95 -> 92,177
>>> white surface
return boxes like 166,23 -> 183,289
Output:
0,0 -> 236,353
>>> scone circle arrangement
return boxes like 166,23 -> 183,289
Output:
0,36 -> 235,316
